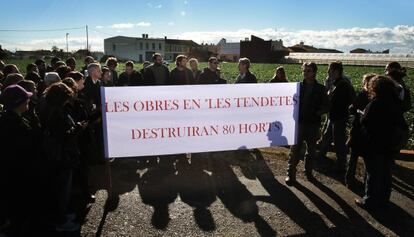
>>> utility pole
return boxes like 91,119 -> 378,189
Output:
66,33 -> 69,53
86,25 -> 89,52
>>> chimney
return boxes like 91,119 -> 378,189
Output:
142,34 -> 145,38
164,36 -> 167,39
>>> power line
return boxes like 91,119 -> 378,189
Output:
0,27 -> 85,32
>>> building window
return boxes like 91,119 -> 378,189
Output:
139,54 -> 143,62
140,42 -> 143,50
152,43 -> 155,50
146,43 -> 149,50
159,43 -> 162,50
112,44 -> 116,51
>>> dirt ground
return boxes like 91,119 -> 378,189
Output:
73,148 -> 414,236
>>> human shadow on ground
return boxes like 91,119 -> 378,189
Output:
391,162 -> 414,201
294,180 -> 384,236
242,149 -> 330,236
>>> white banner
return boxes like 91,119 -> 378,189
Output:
101,83 -> 300,158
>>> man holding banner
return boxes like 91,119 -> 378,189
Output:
285,62 -> 329,185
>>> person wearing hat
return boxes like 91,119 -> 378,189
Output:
0,84 -> 41,235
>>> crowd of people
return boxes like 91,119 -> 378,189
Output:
0,53 -> 411,235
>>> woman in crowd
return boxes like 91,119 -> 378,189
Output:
40,82 -> 85,232
269,66 -> 288,83
345,73 -> 376,187
355,75 -> 405,210
0,84 -> 40,235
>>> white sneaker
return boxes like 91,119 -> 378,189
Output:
55,220 -> 80,232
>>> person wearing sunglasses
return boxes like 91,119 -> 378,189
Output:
198,57 -> 226,84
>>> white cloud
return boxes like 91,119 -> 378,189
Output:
184,0 -> 188,4
109,22 -> 151,29
110,23 -> 135,29
167,22 -> 175,26
3,25 -> 413,54
136,21 -> 151,27
96,25 -> 104,29
147,2 -> 162,8
2,36 -> 104,52
180,11 -> 186,16
176,25 -> 414,53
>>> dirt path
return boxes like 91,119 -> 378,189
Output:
78,148 -> 414,236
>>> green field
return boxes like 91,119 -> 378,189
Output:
3,58 -> 414,149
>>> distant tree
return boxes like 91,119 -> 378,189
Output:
51,45 -> 59,53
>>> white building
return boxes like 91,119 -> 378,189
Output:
104,35 -> 165,62
104,35 -> 201,62
217,38 -> 240,62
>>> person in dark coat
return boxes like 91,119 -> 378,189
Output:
46,57 -> 62,72
198,57 -> 227,84
40,82 -> 84,232
143,53 -> 170,85
118,61 -> 144,86
35,59 -> 47,81
385,61 -> 412,113
355,75 -> 404,210
83,63 -> 102,111
81,56 -> 95,76
65,57 -> 76,71
18,80 -> 41,133
269,66 -> 288,83
189,58 -> 201,83
25,71 -> 41,87
285,62 -> 329,185
82,63 -> 105,163
139,61 -> 151,78
345,73 -> 376,187
62,77 -> 95,202
105,57 -> 119,86
319,61 -> 355,174
385,62 -> 411,152
0,85 -> 40,235
168,55 -> 196,85
235,57 -> 257,84
101,66 -> 114,87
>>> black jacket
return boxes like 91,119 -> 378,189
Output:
41,106 -> 81,168
143,63 -> 170,86
328,78 -> 355,121
198,68 -> 227,84
0,110 -> 41,214
168,67 -> 196,85
360,97 -> 403,155
235,71 -> 257,84
348,90 -> 370,148
298,81 -> 329,125
118,71 -> 144,86
83,77 -> 102,109
0,111 -> 40,168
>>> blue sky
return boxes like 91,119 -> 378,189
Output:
1,0 -> 413,53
